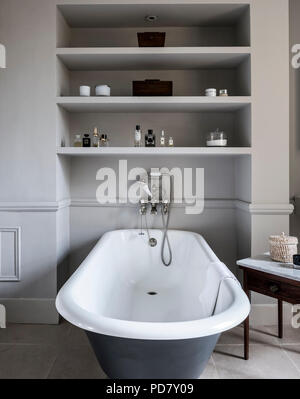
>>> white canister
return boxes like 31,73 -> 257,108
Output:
79,86 -> 91,97
95,85 -> 111,96
205,88 -> 217,97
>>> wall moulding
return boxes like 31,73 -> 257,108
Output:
0,200 -> 294,215
249,203 -> 294,215
0,227 -> 21,282
0,200 -> 71,212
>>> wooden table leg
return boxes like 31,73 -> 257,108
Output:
278,299 -> 283,339
244,315 -> 249,360
243,271 -> 250,360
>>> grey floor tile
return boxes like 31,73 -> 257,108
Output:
282,344 -> 300,375
213,344 -> 300,379
218,325 -> 279,347
47,344 -> 107,379
199,357 -> 219,379
67,324 -> 90,346
0,320 -> 70,346
0,344 -> 57,379
1,321 -> 300,379
261,325 -> 300,346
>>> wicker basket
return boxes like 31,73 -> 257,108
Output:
269,232 -> 298,263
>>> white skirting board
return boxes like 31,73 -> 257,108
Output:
0,299 -> 296,327
0,298 -> 59,324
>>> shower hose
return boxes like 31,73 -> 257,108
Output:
142,175 -> 173,266
161,205 -> 172,266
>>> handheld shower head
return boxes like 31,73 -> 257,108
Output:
136,180 -> 152,198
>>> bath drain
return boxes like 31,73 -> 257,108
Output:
147,292 -> 157,295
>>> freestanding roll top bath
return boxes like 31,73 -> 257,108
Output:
56,229 -> 250,379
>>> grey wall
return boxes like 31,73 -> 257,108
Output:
290,0 -> 300,241
0,0 -> 59,322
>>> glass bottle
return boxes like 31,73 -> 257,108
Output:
73,134 -> 82,147
206,129 -> 227,147
92,127 -> 100,147
160,130 -> 166,147
134,125 -> 142,147
168,136 -> 174,147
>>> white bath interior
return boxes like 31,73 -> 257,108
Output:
56,230 -> 250,340
74,231 -> 230,322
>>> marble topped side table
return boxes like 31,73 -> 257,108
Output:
237,254 -> 300,360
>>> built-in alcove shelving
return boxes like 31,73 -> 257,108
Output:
57,147 -> 252,156
56,47 -> 250,71
55,2 -> 252,164
56,3 -> 252,152
56,96 -> 251,112
57,3 -> 250,48
55,2 -> 253,274
56,48 -> 251,98
56,101 -> 251,148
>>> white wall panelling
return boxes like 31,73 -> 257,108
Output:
0,228 -> 21,282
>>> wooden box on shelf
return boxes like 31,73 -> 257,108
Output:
137,32 -> 166,47
132,79 -> 173,96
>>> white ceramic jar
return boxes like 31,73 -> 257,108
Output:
95,85 -> 111,96
79,86 -> 91,97
205,88 -> 217,97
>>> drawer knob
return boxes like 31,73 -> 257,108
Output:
269,284 -> 279,294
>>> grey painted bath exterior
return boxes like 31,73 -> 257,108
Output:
86,331 -> 220,379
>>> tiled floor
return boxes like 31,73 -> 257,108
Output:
0,321 -> 300,379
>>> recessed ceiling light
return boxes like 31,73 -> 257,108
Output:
145,15 -> 158,22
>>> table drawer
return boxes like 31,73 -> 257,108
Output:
247,272 -> 300,303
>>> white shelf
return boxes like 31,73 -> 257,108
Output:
56,96 -> 251,113
56,47 -> 251,70
57,147 -> 252,156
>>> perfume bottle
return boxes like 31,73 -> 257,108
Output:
82,134 -> 91,147
160,130 -> 166,147
145,129 -> 156,147
92,127 -> 100,147
134,125 -> 142,147
100,134 -> 109,147
73,134 -> 82,147
168,136 -> 174,147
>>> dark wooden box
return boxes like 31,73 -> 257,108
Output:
132,80 -> 173,96
137,32 -> 166,47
